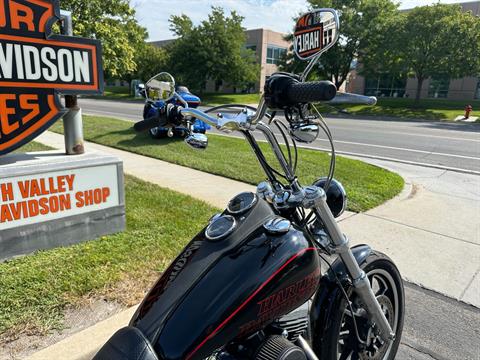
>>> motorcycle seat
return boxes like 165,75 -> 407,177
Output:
93,326 -> 159,360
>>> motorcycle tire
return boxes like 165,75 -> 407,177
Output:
321,252 -> 405,360
149,127 -> 167,139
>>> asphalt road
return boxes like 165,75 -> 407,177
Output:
399,283 -> 479,360
70,98 -> 480,359
78,98 -> 480,174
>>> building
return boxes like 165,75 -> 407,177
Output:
346,1 -> 480,100
150,28 -> 290,93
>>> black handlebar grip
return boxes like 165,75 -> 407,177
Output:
133,116 -> 162,132
286,81 -> 337,104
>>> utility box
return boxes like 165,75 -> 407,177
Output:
0,151 -> 125,261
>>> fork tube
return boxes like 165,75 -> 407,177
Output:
311,194 -> 395,342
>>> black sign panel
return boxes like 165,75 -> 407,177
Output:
0,0 -> 103,155
294,9 -> 338,60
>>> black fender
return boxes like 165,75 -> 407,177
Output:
309,244 -> 388,353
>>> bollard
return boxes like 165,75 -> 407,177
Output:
60,10 -> 85,155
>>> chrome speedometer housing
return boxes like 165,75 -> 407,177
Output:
205,215 -> 236,241
227,192 -> 257,215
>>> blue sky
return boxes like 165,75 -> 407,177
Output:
132,0 -> 472,41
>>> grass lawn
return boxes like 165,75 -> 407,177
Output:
89,86 -> 138,101
89,86 -> 261,106
322,97 -> 480,121
50,115 -> 404,213
201,92 -> 261,106
12,142 -> 54,153
0,175 -> 217,338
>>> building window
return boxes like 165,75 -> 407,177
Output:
246,44 -> 257,53
364,75 -> 406,97
266,45 -> 286,65
428,76 -> 450,98
475,79 -> 480,99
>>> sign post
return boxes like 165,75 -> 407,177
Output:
60,9 -> 84,155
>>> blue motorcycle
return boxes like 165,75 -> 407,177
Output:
141,85 -> 210,138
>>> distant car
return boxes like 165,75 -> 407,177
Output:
142,85 -> 210,139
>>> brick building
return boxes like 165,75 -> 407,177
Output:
346,1 -> 480,100
150,28 -> 290,93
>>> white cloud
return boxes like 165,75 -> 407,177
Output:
133,0 -> 473,41
399,0 -> 471,9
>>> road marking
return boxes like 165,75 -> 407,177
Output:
329,127 -> 480,143
83,110 -> 480,172
210,131 -> 480,175
312,138 -> 480,161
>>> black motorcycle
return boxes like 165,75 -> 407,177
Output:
95,8 -> 404,360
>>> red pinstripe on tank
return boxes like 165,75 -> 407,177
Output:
185,247 -> 318,360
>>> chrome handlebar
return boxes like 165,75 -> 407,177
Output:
181,91 -> 376,134
180,98 -> 268,133
326,92 -> 377,106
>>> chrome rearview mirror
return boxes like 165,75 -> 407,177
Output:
146,72 -> 175,101
290,123 -> 319,143
294,9 -> 339,60
185,133 -> 208,150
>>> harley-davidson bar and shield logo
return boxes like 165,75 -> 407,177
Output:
0,0 -> 103,155
294,10 -> 337,60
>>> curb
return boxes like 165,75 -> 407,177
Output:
26,306 -> 138,360
324,112 -> 480,125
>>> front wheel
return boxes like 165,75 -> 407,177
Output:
322,253 -> 405,360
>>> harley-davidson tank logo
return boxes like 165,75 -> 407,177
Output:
238,268 -> 320,337
0,0 -> 103,155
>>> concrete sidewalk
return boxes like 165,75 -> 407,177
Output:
27,131 -> 479,359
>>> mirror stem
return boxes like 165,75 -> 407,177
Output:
301,52 -> 322,82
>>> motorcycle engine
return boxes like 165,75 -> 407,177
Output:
271,301 -> 310,342
254,336 -> 306,360
217,302 -> 310,360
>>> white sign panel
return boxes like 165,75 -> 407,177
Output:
0,164 -> 119,230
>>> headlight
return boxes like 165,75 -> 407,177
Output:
313,177 -> 347,218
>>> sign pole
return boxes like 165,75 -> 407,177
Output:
60,10 -> 85,155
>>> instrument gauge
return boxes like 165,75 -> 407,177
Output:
227,192 -> 257,215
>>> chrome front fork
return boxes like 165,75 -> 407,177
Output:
252,122 -> 395,342
303,186 -> 395,343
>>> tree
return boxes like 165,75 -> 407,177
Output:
127,44 -> 169,83
279,0 -> 398,88
167,7 -> 259,92
376,4 -> 480,102
60,0 -> 147,79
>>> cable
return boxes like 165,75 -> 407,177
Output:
317,252 -> 368,346
311,103 -> 336,191
273,118 -> 293,169
276,119 -> 299,172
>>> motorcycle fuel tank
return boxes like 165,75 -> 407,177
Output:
130,194 -> 320,360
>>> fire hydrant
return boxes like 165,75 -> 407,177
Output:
465,105 -> 473,119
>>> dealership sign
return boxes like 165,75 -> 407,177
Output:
0,163 -> 119,230
0,0 -> 103,155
